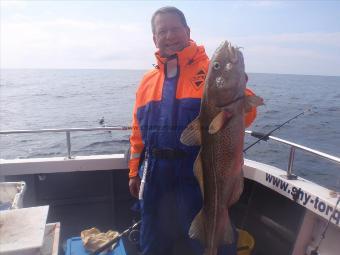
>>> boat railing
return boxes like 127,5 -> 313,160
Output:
0,127 -> 131,159
0,128 -> 339,178
245,130 -> 340,179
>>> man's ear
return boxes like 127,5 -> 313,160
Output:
186,27 -> 191,38
153,35 -> 158,48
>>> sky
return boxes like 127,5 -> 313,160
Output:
1,0 -> 340,76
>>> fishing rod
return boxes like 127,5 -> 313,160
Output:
243,109 -> 311,153
311,195 -> 340,255
91,220 -> 141,255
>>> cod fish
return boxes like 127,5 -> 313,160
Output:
180,41 -> 263,255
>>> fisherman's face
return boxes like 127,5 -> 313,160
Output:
153,12 -> 190,57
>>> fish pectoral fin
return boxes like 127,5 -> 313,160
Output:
208,111 -> 232,134
244,95 -> 264,112
180,117 -> 201,146
189,210 -> 205,244
194,153 -> 204,198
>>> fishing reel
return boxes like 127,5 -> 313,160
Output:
128,228 -> 140,244
128,219 -> 141,244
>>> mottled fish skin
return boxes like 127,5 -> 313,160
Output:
181,41 -> 262,255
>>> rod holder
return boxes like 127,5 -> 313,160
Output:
287,146 -> 297,180
66,131 -> 72,159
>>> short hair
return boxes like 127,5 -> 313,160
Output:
151,6 -> 188,34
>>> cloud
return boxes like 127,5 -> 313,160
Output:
244,45 -> 339,75
1,18 -> 155,69
240,1 -> 281,8
1,13 -> 340,75
197,32 -> 340,76
0,0 -> 28,9
229,1 -> 282,10
246,45 -> 326,60
200,32 -> 340,49
237,32 -> 340,47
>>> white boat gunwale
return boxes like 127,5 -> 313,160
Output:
1,127 -> 340,255
1,127 -> 339,228
1,154 -> 339,228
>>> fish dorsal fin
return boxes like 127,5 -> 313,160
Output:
194,151 -> 204,198
208,111 -> 232,134
189,210 -> 206,244
244,95 -> 264,112
180,117 -> 201,146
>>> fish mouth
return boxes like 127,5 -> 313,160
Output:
215,41 -> 239,64
214,41 -> 229,57
217,41 -> 229,51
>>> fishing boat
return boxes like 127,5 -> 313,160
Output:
0,127 -> 339,255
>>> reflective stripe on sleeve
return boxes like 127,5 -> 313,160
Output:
130,153 -> 141,159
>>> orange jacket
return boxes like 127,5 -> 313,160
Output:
129,41 -> 257,178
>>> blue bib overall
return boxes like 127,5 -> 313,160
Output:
136,57 -> 237,255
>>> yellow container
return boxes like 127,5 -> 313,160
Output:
237,229 -> 255,255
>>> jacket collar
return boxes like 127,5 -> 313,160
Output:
154,40 -> 208,70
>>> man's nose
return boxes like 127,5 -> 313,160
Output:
166,29 -> 176,40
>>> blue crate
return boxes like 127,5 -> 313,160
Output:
65,237 -> 126,255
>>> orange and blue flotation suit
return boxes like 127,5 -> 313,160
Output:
129,41 -> 257,255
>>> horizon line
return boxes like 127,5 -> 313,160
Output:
1,68 -> 339,78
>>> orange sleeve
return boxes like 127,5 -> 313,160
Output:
244,88 -> 257,128
128,94 -> 144,178
128,70 -> 163,178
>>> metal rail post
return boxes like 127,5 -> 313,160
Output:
287,146 -> 297,180
66,131 -> 72,159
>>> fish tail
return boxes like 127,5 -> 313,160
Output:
203,247 -> 218,255
189,210 -> 205,244
223,219 -> 235,244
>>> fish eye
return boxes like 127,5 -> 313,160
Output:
213,62 -> 221,70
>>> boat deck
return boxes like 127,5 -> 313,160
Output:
1,166 -> 315,255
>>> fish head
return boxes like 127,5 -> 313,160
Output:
205,41 -> 246,109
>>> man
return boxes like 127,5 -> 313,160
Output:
129,6 -> 257,255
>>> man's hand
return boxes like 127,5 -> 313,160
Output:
129,176 -> 141,198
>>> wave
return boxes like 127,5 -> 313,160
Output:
29,152 -> 64,158
33,93 -> 48,96
263,109 -> 280,114
327,107 -> 340,112
20,139 -> 34,143
81,139 -> 129,149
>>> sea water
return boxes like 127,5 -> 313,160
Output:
0,69 -> 339,190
